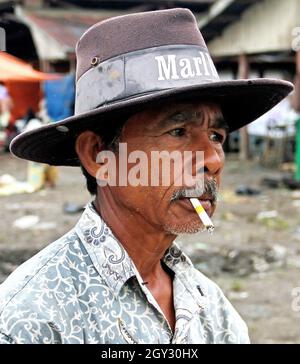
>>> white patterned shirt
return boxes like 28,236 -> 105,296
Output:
0,203 -> 249,344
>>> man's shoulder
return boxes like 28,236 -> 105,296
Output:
170,246 -> 227,298
0,229 -> 96,343
188,265 -> 224,295
0,229 -> 87,311
0,225 -> 113,343
174,249 -> 238,307
188,266 -> 250,342
188,266 -> 240,311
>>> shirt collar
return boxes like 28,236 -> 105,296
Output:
75,203 -> 194,296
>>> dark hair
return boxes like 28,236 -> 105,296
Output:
80,164 -> 98,195
80,119 -> 126,195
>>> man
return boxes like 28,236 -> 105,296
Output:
0,8 -> 293,344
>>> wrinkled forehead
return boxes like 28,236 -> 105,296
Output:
124,101 -> 226,133
156,101 -> 223,128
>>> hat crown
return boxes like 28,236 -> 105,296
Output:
75,8 -> 207,81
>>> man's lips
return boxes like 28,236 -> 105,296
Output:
176,197 -> 213,216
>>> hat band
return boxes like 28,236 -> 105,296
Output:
75,44 -> 219,115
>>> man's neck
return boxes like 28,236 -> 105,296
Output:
93,194 -> 175,281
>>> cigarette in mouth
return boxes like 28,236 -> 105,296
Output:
190,198 -> 214,233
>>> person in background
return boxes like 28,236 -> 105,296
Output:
0,110 -> 58,195
0,82 -> 13,150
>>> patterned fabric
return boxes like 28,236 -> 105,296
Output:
0,203 -> 249,344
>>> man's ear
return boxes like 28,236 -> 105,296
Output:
75,131 -> 103,178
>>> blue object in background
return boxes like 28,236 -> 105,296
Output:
44,73 -> 75,122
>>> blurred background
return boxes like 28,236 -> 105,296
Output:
0,0 -> 300,343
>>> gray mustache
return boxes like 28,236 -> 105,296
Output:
171,178 -> 218,204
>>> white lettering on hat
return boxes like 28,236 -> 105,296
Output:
205,52 -> 218,78
155,51 -> 218,81
200,52 -> 210,76
179,58 -> 195,78
155,55 -> 180,81
193,56 -> 203,76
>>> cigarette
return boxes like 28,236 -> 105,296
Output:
190,198 -> 214,233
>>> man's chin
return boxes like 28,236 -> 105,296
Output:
163,218 -> 206,235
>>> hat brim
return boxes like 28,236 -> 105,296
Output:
10,78 -> 293,166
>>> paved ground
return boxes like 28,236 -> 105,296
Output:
0,152 -> 300,343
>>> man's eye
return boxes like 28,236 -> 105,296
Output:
168,128 -> 186,137
209,131 -> 225,144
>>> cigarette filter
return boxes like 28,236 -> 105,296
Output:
190,198 -> 214,233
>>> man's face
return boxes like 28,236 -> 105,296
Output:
100,101 -> 227,235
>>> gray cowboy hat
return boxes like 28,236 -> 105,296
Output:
10,8 -> 293,166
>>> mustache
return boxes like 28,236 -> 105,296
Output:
171,178 -> 218,204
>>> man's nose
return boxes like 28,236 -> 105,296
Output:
202,139 -> 224,177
